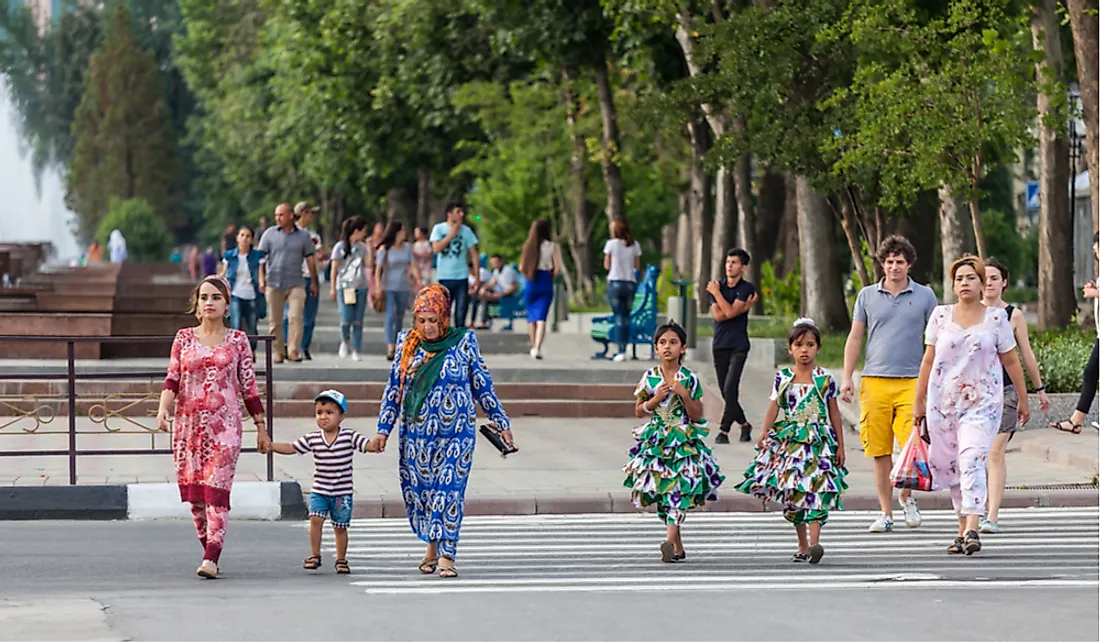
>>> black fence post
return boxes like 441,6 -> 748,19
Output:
67,340 -> 77,485
265,337 -> 274,482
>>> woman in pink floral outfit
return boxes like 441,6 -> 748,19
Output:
914,256 -> 1029,557
157,275 -> 271,579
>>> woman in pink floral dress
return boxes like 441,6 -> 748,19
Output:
156,275 -> 271,579
914,256 -> 1029,557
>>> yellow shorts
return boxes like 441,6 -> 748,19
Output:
859,376 -> 917,458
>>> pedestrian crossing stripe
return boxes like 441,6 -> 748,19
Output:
319,508 -> 1099,594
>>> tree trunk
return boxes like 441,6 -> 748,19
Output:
711,168 -> 734,283
1067,0 -> 1099,233
840,192 -> 871,288
676,186 -> 693,277
938,183 -> 968,302
967,161 -> 988,258
1032,0 -> 1077,329
689,120 -> 713,313
776,172 -> 800,277
416,167 -> 431,231
661,222 -> 675,272
733,132 -> 756,290
563,68 -> 594,303
756,166 -> 785,261
385,188 -> 405,224
796,177 -> 849,330
592,59 -> 626,223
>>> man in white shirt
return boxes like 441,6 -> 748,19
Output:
475,255 -> 519,328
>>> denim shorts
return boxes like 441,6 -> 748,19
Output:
308,493 -> 352,529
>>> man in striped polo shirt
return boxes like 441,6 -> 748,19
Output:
268,389 -> 377,574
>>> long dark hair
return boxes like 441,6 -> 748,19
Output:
610,219 -> 634,247
338,216 -> 368,259
380,221 -> 404,250
519,219 -> 552,280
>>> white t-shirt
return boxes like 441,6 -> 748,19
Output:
300,227 -> 323,278
492,265 -> 518,294
233,258 -> 256,300
603,239 -> 641,282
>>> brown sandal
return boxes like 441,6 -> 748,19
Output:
439,560 -> 458,578
335,559 -> 351,574
418,558 -> 438,574
1051,421 -> 1083,434
303,555 -> 321,570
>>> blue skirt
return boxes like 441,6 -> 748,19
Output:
525,269 -> 554,322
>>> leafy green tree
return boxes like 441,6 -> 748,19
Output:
66,3 -> 180,240
96,197 -> 173,262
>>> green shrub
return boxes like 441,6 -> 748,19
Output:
95,198 -> 173,263
759,260 -> 800,318
1031,326 -> 1093,394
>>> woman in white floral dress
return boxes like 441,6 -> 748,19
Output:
914,256 -> 1030,556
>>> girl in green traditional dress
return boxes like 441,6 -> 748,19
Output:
623,322 -> 725,563
736,318 -> 848,564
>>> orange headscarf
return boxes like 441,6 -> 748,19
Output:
397,283 -> 452,395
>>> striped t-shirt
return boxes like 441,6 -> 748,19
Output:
292,428 -> 370,496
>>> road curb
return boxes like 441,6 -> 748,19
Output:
1019,441 -> 1100,475
0,482 -> 305,521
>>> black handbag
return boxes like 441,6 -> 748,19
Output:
479,423 -> 519,458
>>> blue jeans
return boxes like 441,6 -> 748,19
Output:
439,279 -> 470,329
338,287 -> 368,353
308,493 -> 352,529
283,277 -> 319,352
229,297 -> 259,349
607,280 -> 636,353
384,290 -> 411,345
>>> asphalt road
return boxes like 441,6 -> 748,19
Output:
2,508 -> 1098,641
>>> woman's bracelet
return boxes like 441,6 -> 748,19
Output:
1030,385 -> 1045,393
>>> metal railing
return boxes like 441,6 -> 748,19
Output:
0,335 -> 275,484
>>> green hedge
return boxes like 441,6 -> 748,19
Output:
1031,326 -> 1094,394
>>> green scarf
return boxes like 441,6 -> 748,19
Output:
401,326 -> 465,419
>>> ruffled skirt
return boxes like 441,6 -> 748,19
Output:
623,418 -> 724,521
735,420 -> 848,512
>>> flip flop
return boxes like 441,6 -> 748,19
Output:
1050,421 -> 1083,434
418,558 -> 438,574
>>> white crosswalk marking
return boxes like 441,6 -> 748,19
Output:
320,508 -> 1100,595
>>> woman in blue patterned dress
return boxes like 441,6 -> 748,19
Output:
369,283 -> 512,578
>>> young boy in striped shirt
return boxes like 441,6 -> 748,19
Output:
268,389 -> 378,574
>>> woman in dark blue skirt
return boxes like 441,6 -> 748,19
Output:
519,219 -> 563,359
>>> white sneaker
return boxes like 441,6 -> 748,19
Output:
979,517 -> 1000,534
868,514 -> 894,533
612,353 -> 627,362
351,351 -> 361,362
529,348 -> 538,359
338,342 -> 348,358
900,496 -> 922,528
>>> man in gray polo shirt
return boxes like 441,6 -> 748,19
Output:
840,235 -> 938,533
258,202 -> 318,363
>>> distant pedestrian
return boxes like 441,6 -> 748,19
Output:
914,255 -> 1029,556
429,203 -> 480,328
706,248 -> 759,444
202,247 -> 217,277
411,227 -> 433,282
623,322 -> 724,563
108,230 -> 127,264
84,240 -> 103,265
519,219 -> 562,358
219,225 -> 265,349
330,217 -> 370,361
374,221 -> 422,361
258,202 -> 318,363
603,220 -> 641,362
284,202 -> 324,360
266,389 -> 378,575
980,257 -> 1050,533
736,318 -> 848,565
1049,233 -> 1099,435
840,235 -> 937,533
475,254 -> 519,330
369,284 -> 512,578
156,275 -> 270,579
220,224 -> 237,254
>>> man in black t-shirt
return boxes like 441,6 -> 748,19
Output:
706,248 -> 758,444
